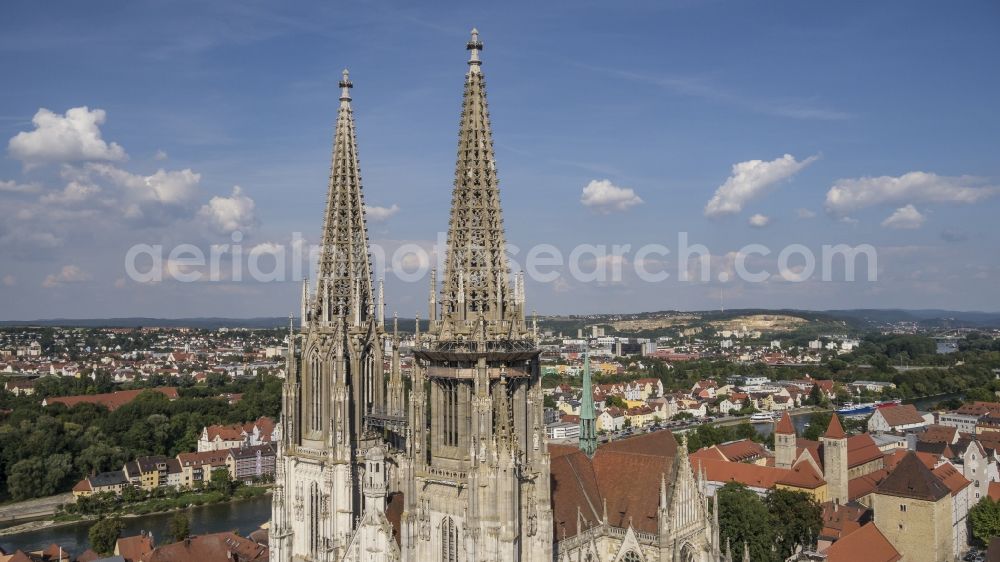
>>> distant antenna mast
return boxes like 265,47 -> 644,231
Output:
720,287 -> 724,313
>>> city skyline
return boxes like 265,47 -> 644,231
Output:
2,0 -> 999,320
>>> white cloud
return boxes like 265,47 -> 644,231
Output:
89,164 -> 200,206
40,180 -> 101,205
198,185 -> 257,233
704,154 -> 817,217
580,179 -> 643,213
8,107 -> 126,165
154,149 -> 168,161
366,204 -> 400,222
748,214 -> 771,228
881,204 -> 926,229
0,180 -> 41,194
825,171 -> 998,215
251,242 -> 284,254
795,208 -> 816,219
2,274 -> 15,287
42,264 -> 91,288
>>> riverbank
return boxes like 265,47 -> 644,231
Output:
0,493 -> 75,528
0,489 -> 271,537
0,494 -> 273,554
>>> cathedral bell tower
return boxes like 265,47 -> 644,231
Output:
271,69 -> 387,562
399,29 -> 552,562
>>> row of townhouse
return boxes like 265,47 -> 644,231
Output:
197,416 -> 276,452
72,443 -> 278,499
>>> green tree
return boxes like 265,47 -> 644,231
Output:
766,489 -> 822,558
210,467 -> 234,495
605,395 -> 627,409
716,482 -> 776,561
168,512 -> 191,542
970,497 -> 1000,546
7,454 -> 74,500
802,412 -> 835,441
89,517 -> 124,555
807,384 -> 823,406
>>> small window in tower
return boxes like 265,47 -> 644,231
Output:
899,504 -> 906,512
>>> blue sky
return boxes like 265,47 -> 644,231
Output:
1,0 -> 998,319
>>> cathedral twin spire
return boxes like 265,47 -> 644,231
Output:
437,29 -> 522,336
307,68 -> 375,331
306,29 -> 521,339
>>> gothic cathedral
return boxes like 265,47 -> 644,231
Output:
270,29 -> 724,562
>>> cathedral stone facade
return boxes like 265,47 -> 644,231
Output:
270,29 -> 725,562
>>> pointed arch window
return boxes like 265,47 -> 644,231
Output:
310,352 -> 322,432
441,516 -> 458,562
310,481 -> 321,555
620,551 -> 642,562
441,381 -> 459,447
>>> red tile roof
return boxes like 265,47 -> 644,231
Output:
819,502 -> 870,543
957,401 -> 1000,417
825,414 -> 846,439
932,462 -> 971,496
989,481 -> 1000,501
885,448 -> 938,470
777,459 -> 825,490
797,434 -> 884,470
139,532 -> 266,562
693,458 -> 785,490
715,440 -> 771,463
45,387 -> 178,411
549,431 -> 678,538
874,404 -> 925,428
826,522 -> 901,562
177,450 -> 229,468
775,412 -> 795,435
848,469 -> 889,501
116,534 -> 154,562
920,424 -> 958,444
876,451 -> 950,502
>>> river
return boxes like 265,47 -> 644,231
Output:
751,411 -> 812,439
0,495 -> 272,554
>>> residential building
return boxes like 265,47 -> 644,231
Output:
177,450 -> 230,488
873,452 -> 954,562
72,471 -> 128,498
938,411 -> 981,434
867,404 -> 928,433
227,444 -> 277,483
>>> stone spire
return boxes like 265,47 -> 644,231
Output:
315,68 -> 374,329
439,28 -> 515,335
774,412 -> 797,469
824,412 -> 846,439
578,344 -> 597,457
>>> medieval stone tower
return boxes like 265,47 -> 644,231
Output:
823,414 -> 849,505
397,28 -> 553,562
774,412 -> 796,470
270,69 -> 388,562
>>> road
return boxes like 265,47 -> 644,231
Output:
0,493 -> 74,526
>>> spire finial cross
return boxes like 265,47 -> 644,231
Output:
339,68 -> 353,102
466,28 -> 483,68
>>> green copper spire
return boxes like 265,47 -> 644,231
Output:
579,343 -> 597,457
